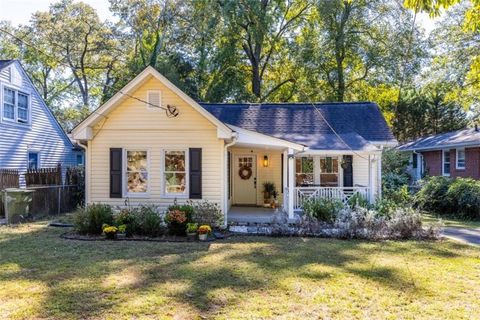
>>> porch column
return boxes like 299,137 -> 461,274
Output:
287,148 -> 295,219
368,154 -> 375,204
377,152 -> 382,200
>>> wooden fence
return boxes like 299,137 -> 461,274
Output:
25,164 -> 62,186
1,165 -> 85,218
0,169 -> 20,218
0,169 -> 19,190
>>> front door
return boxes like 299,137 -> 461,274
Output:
234,155 -> 257,205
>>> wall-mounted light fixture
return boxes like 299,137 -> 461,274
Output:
263,155 -> 269,167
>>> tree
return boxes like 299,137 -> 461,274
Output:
389,87 -> 468,142
220,0 -> 310,101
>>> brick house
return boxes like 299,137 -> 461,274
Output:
398,127 -> 480,181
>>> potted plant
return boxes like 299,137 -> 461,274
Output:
263,182 -> 275,207
271,190 -> 279,208
117,224 -> 127,239
186,223 -> 198,241
165,209 -> 188,236
197,225 -> 211,241
102,224 -> 118,240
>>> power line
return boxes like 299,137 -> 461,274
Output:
0,27 -> 179,118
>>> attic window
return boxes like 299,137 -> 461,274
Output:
2,86 -> 29,124
146,90 -> 162,110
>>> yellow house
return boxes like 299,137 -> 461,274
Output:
72,66 -> 396,224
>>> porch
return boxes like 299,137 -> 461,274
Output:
223,126 -> 381,224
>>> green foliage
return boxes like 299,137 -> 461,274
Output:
73,204 -> 114,235
189,200 -> 224,227
186,223 -> 198,234
136,205 -> 165,237
347,193 -> 371,209
303,198 -> 344,222
262,182 -> 276,195
446,178 -> 480,219
414,176 -> 452,213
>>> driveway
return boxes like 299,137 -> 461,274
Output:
442,227 -> 480,246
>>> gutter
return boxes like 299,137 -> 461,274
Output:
223,133 -> 238,226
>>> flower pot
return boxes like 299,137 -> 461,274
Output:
198,233 -> 208,241
187,232 -> 197,241
117,233 -> 126,240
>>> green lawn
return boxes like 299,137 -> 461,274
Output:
1,219 -> 479,319
422,213 -> 480,229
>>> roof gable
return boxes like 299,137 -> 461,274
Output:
72,66 -> 233,139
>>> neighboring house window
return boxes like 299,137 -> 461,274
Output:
456,148 -> 465,169
76,154 -> 84,166
163,150 -> 187,195
320,156 -> 339,187
443,150 -> 450,176
3,87 -> 29,123
295,157 -> 314,186
28,152 -> 39,170
125,150 -> 149,195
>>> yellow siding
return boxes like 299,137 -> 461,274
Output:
88,76 -> 224,211
229,147 -> 284,206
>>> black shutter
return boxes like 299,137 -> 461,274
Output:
110,148 -> 123,198
189,148 -> 202,199
342,155 -> 353,188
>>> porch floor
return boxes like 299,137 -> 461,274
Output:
227,206 -> 280,224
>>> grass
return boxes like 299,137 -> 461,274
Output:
0,219 -> 479,319
422,213 -> 480,229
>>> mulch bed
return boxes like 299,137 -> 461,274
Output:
60,231 -> 233,242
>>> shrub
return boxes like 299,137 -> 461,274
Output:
73,203 -> 114,235
302,198 -> 344,222
189,200 -> 223,227
347,193 -> 371,209
136,205 -> 165,237
186,223 -> 198,234
167,203 -> 194,221
115,208 -> 140,237
445,178 -> 480,219
165,209 -> 188,236
414,176 -> 452,213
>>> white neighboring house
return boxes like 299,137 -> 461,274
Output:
0,60 -> 83,186
71,66 -> 397,223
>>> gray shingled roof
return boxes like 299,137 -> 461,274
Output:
397,128 -> 480,151
0,60 -> 14,70
200,102 -> 395,151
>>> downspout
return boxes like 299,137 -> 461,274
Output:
76,140 -> 88,204
223,134 -> 238,227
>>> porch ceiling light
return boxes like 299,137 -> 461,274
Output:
263,155 -> 269,167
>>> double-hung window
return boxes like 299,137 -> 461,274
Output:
320,156 -> 339,187
3,87 -> 29,123
126,150 -> 149,195
28,152 -> 39,170
295,157 -> 314,186
163,150 -> 187,195
456,148 -> 465,170
443,150 -> 451,176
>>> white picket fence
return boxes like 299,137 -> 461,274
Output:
294,187 -> 369,210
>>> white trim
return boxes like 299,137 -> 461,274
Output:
1,83 -> 31,126
27,150 -> 40,170
456,148 -> 466,170
123,149 -> 151,198
161,148 -> 189,199
71,66 -> 234,140
228,124 -> 305,151
442,149 -> 451,177
401,142 -> 480,152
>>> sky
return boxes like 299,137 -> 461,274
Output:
0,0 -> 439,33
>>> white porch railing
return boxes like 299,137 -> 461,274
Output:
294,187 -> 369,210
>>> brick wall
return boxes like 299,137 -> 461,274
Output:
421,147 -> 480,179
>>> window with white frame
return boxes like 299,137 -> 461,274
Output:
320,156 -> 339,187
443,150 -> 450,176
295,157 -> 314,186
126,150 -> 149,194
3,87 -> 29,123
456,148 -> 465,169
163,150 -> 187,195
28,152 -> 39,170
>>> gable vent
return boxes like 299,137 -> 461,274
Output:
147,90 -> 162,110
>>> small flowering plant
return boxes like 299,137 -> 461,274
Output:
102,224 -> 118,239
198,225 -> 212,235
165,210 -> 187,224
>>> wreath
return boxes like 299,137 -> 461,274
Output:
238,165 -> 252,180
